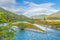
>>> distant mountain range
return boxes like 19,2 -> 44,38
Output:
0,7 -> 60,22
31,11 -> 60,20
31,14 -> 47,20
47,11 -> 60,20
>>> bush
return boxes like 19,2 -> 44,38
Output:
0,23 -> 16,40
18,23 -> 26,30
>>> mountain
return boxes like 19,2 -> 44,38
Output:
0,7 -> 20,22
0,7 -> 5,11
0,7 -> 30,22
47,11 -> 60,20
31,11 -> 60,20
19,15 -> 30,21
31,14 -> 47,20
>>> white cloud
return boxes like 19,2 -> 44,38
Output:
0,1 -> 59,17
0,0 -> 27,14
0,0 -> 16,12
23,2 -> 59,17
0,0 -> 16,4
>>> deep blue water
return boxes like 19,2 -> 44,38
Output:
13,29 -> 60,40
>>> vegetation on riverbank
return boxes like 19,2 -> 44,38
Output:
34,20 -> 60,30
0,23 -> 16,40
0,11 -> 16,40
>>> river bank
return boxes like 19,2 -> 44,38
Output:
24,28 -> 45,33
12,26 -> 45,33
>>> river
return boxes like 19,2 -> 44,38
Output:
0,23 -> 60,40
13,24 -> 60,40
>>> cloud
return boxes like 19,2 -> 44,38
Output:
0,0 -> 28,14
0,0 -> 15,4
0,0 -> 59,17
23,2 -> 59,17
0,0 -> 17,13
0,0 -> 16,7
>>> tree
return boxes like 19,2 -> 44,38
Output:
18,23 -> 26,30
0,11 -> 7,23
0,23 -> 16,40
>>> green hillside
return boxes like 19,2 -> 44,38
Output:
0,7 -> 20,22
0,7 -> 30,22
19,15 -> 30,21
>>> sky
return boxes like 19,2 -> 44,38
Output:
0,0 -> 60,17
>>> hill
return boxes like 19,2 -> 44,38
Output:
47,11 -> 60,20
0,7 -> 30,22
31,14 -> 47,20
0,7 -> 21,22
19,15 -> 30,21
31,11 -> 60,20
